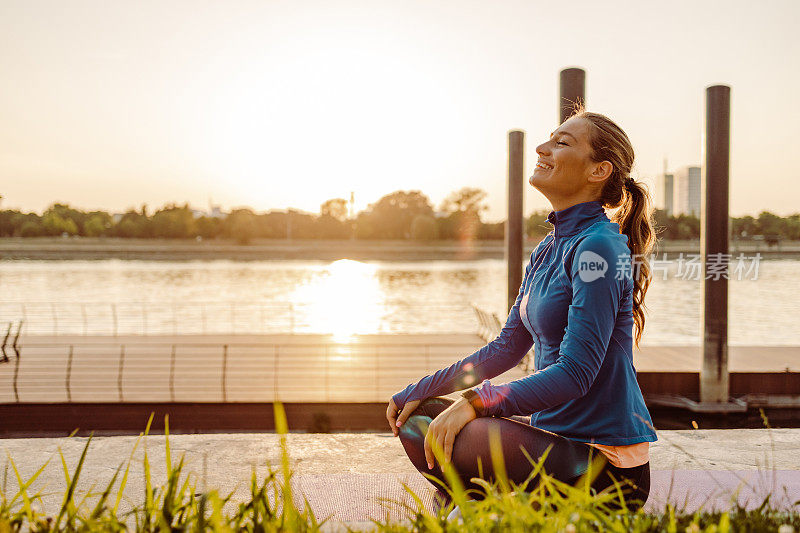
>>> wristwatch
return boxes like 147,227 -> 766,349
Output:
461,388 -> 485,416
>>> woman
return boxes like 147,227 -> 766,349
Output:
386,106 -> 658,512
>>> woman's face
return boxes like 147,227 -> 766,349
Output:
530,117 -> 610,204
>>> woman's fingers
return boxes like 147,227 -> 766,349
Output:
424,424 -> 435,470
386,399 -> 399,436
443,429 -> 455,467
395,399 -> 420,430
388,398 -> 421,436
424,420 -> 450,471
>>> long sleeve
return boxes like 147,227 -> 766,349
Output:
391,253 -> 535,411
471,234 -> 624,417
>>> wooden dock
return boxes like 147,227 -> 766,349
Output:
3,334 -> 800,403
1,334 -> 798,434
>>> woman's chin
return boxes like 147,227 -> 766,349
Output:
529,175 -> 546,190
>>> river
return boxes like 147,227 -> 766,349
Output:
1,258 -> 798,345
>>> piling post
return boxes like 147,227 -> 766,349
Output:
506,130 -> 524,312
700,85 -> 731,404
559,68 -> 586,123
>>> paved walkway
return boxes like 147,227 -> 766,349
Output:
1,429 -> 799,529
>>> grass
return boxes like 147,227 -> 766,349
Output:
0,405 -> 797,532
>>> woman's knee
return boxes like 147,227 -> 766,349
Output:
397,414 -> 438,475
454,416 -> 497,442
398,414 -> 430,443
395,398 -> 445,444
449,418 -> 500,475
412,396 -> 454,419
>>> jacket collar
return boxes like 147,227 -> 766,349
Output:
546,199 -> 608,239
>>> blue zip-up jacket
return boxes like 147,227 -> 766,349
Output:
392,199 -> 657,446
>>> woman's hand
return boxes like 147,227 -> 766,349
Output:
424,398 -> 477,470
386,397 -> 421,437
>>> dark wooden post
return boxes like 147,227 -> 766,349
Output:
700,85 -> 731,404
506,130 -> 524,312
559,68 -> 586,124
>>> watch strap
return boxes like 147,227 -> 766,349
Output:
461,388 -> 485,416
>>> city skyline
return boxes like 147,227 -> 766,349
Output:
663,165 -> 702,218
1,0 -> 798,223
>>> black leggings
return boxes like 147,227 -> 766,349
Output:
397,397 -> 650,512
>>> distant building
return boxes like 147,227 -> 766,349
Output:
660,172 -> 674,216
673,165 -> 701,217
192,203 -> 226,219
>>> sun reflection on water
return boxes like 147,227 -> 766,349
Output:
289,259 -> 384,342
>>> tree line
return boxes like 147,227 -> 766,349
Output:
1,189 -> 798,245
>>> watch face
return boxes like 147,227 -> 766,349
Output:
461,389 -> 481,411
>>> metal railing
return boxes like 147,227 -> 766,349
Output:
0,302 -> 295,336
0,339 -> 496,404
1,321 -> 22,364
0,301 -> 473,336
471,303 -> 533,372
471,303 -> 502,342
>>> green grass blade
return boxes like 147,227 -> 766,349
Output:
91,463 -> 122,520
164,414 -> 171,476
113,434 -> 142,515
54,433 -> 93,530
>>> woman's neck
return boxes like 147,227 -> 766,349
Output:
548,192 -> 600,212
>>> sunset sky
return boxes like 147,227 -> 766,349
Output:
1,0 -> 798,222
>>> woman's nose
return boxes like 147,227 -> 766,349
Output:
536,142 -> 550,156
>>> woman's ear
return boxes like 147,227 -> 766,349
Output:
588,161 -> 613,183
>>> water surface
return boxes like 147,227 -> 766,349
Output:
1,258 -> 798,345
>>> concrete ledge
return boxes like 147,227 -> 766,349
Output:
1,430 -> 798,527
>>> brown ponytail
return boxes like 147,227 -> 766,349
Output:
567,105 -> 656,349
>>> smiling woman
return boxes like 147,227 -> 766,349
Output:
387,105 -> 658,513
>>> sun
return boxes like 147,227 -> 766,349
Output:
289,259 -> 384,342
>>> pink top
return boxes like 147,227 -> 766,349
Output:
586,441 -> 649,468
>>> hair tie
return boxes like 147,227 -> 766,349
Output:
624,176 -> 635,189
